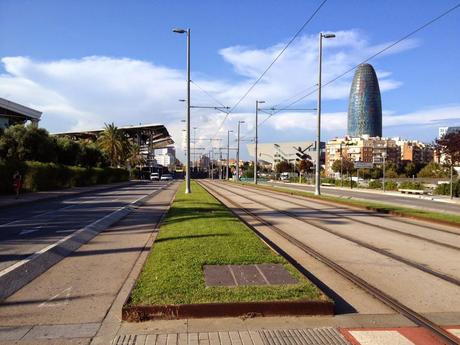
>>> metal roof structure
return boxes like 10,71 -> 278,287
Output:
52,123 -> 174,149
0,97 -> 42,127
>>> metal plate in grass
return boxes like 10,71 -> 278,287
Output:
204,264 -> 298,287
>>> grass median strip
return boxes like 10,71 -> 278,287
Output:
234,181 -> 460,226
128,181 -> 326,306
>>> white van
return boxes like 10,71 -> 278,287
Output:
150,172 -> 160,181
280,172 -> 298,181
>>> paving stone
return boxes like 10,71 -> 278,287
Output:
218,331 -> 232,345
239,331 -> 254,345
257,264 -> 297,285
0,326 -> 31,341
167,333 -> 178,345
232,265 -> 266,286
229,331 -> 242,345
249,331 -> 264,345
204,265 -> 236,286
259,328 -> 349,345
188,332 -> 199,345
136,334 -> 147,345
145,334 -> 157,345
178,333 -> 188,345
209,332 -> 220,345
157,334 -> 168,345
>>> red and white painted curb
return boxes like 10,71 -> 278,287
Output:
341,327 -> 460,345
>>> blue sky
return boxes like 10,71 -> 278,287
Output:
0,0 -> 459,159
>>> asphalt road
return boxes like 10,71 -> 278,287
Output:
0,181 -> 179,345
0,181 -> 170,273
264,181 -> 460,215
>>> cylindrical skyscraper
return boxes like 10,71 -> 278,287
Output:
347,63 -> 382,137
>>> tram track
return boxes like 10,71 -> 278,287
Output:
223,181 -> 460,250
199,180 -> 460,345
252,182 -> 459,236
207,181 -> 460,287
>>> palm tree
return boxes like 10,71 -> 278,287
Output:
127,143 -> 145,168
97,123 -> 126,167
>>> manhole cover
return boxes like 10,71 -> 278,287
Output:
203,264 -> 298,287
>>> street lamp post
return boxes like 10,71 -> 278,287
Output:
237,120 -> 245,181
340,143 -> 343,187
254,100 -> 265,184
193,127 -> 197,172
382,152 -> 387,192
173,27 -> 191,194
315,32 -> 335,196
226,130 -> 233,180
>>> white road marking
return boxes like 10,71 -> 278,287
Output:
349,330 -> 415,345
19,226 -> 42,236
55,229 -> 75,233
0,184 -> 167,279
38,287 -> 72,307
447,329 -> 460,338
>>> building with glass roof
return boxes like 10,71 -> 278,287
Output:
347,63 -> 382,137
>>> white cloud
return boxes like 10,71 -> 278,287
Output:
384,105 -> 460,127
0,30 -> 424,159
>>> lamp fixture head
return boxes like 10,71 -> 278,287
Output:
172,28 -> 187,34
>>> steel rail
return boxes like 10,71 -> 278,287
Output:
223,182 -> 460,251
199,181 -> 460,345
207,181 -> 460,287
251,182 -> 460,237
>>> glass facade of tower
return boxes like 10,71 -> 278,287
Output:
347,63 -> 382,137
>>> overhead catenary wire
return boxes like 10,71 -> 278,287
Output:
190,79 -> 227,108
270,2 -> 460,116
254,1 -> 460,130
216,0 -> 329,131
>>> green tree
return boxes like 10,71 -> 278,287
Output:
331,158 -> 354,174
55,137 -> 80,166
275,160 -> 293,173
383,162 -> 398,178
417,162 -> 451,178
77,142 -> 108,167
403,162 -> 418,177
97,123 -> 127,167
127,143 -> 145,168
297,159 -> 312,173
436,132 -> 460,166
0,124 -> 57,163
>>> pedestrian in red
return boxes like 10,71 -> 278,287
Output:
13,171 -> 22,199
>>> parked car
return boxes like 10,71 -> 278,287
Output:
160,173 -> 173,181
150,172 -> 160,181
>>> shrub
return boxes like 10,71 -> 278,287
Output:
336,179 -> 357,188
399,181 -> 425,190
368,180 -> 382,189
385,180 -> 398,191
435,182 -> 460,197
0,160 -> 129,194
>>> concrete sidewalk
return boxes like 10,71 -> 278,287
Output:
0,181 -> 136,209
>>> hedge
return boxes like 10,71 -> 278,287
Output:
435,182 -> 460,197
0,160 -> 129,194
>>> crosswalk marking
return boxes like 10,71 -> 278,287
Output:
348,330 -> 414,345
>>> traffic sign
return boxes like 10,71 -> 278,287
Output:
354,161 -> 373,169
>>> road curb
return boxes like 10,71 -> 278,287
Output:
122,300 -> 333,321
0,182 -> 170,302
